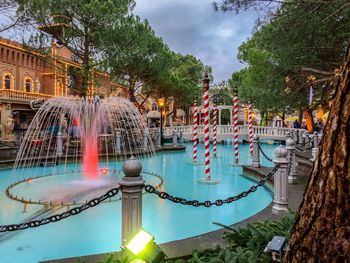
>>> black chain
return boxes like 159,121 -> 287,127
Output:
144,165 -> 280,207
0,187 -> 121,233
258,143 -> 273,163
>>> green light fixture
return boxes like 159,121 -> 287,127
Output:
124,229 -> 166,263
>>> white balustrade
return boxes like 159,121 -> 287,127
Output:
162,125 -> 303,141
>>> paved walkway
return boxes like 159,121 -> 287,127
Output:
42,168 -> 308,263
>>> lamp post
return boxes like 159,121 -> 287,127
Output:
157,98 -> 165,146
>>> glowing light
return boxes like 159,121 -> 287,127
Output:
101,168 -> 108,175
157,98 -> 165,108
83,135 -> 99,179
125,229 -> 154,255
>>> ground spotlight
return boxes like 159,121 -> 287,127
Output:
124,229 -> 166,263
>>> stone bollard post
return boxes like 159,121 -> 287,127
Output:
286,138 -> 297,184
172,132 -> 178,146
298,130 -> 305,146
293,130 -> 299,144
115,130 -> 122,154
272,146 -> 289,214
119,157 -> 144,245
252,135 -> 260,168
286,131 -> 291,140
143,127 -> 149,151
311,131 -> 319,161
56,131 -> 63,157
304,132 -> 310,146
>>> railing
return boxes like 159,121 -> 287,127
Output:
0,89 -> 52,102
163,125 -> 302,140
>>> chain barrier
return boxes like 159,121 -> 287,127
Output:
0,187 -> 121,233
258,143 -> 273,163
144,165 -> 280,207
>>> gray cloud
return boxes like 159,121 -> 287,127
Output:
133,0 -> 258,83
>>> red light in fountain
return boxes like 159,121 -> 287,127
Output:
101,168 -> 108,175
83,135 -> 99,179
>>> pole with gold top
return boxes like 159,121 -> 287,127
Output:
198,72 -> 219,184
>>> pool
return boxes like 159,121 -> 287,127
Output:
0,143 -> 275,263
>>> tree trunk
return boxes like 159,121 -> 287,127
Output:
81,35 -> 90,97
128,79 -> 137,103
285,44 -> 350,262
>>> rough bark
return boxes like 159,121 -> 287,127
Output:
285,44 -> 350,262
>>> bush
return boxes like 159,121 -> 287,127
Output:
171,212 -> 295,263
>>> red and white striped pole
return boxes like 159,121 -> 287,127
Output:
213,105 -> 217,158
233,94 -> 239,164
248,102 -> 253,156
203,73 -> 211,180
193,98 -> 198,163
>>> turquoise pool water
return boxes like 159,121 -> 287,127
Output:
0,143 -> 275,263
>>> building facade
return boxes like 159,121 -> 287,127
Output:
0,37 -> 125,140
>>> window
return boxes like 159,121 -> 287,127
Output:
57,83 -> 65,96
25,78 -> 32,92
4,74 -> 13,89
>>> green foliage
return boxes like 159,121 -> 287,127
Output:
169,213 -> 295,263
95,253 -> 130,263
16,0 -> 134,95
227,0 -> 350,113
103,16 -> 209,108
167,54 -> 209,107
102,15 -> 172,102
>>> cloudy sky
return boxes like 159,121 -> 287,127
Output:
133,0 -> 258,83
0,0 -> 258,83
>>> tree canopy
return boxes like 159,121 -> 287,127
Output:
227,0 -> 350,116
15,0 -> 135,96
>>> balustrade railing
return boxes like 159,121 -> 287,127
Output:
0,89 -> 52,102
161,125 -> 302,140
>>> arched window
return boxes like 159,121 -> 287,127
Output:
3,74 -> 14,90
25,78 -> 33,92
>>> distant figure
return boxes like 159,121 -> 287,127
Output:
70,118 -> 80,138
301,122 -> 307,129
293,120 -> 300,129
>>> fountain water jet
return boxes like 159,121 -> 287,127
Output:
13,96 -> 155,181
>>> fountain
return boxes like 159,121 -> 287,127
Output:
0,95 -> 275,262
9,96 -> 155,205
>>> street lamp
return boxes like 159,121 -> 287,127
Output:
157,98 -> 165,146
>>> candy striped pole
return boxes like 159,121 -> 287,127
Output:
248,102 -> 253,156
203,73 -> 211,180
193,98 -> 198,163
233,95 -> 239,163
213,106 -> 217,158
